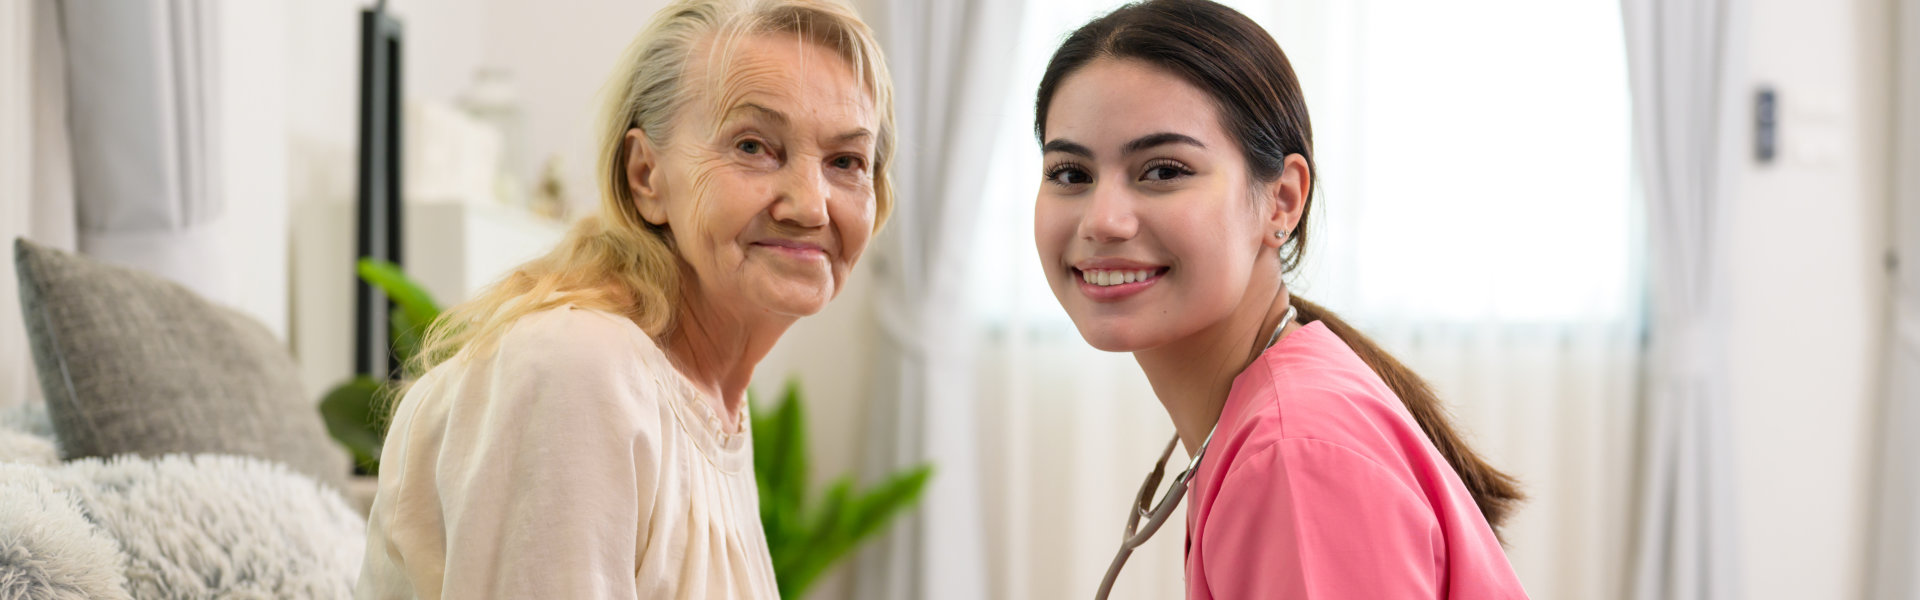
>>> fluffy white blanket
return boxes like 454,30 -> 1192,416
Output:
0,405 -> 366,600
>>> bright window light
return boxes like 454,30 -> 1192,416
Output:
967,0 -> 1635,327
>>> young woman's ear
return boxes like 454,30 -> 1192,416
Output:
625,129 -> 669,225
1262,154 -> 1311,249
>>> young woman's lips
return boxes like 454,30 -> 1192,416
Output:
1071,263 -> 1169,302
752,239 -> 828,261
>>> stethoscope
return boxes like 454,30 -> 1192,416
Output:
1093,303 -> 1297,599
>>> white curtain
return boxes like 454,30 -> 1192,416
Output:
2,0 -> 38,411
57,0 -> 229,299
1275,1 -> 1645,597
1366,322 -> 1640,599
2,0 -> 79,411
3,0 -> 276,408
1620,0 -> 1745,598
852,2 -> 1026,599
1869,0 -> 1920,597
4,0 -> 229,408
958,1 -> 1647,598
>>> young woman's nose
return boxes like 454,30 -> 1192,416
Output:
771,161 -> 831,229
1077,181 -> 1138,243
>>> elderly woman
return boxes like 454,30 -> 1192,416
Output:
354,1 -> 893,598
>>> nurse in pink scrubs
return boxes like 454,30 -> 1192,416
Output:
1032,1 -> 1530,597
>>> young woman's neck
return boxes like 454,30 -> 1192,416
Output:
1134,278 -> 1298,456
659,285 -> 793,431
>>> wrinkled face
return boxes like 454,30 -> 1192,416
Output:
630,33 -> 878,320
1035,58 -> 1274,352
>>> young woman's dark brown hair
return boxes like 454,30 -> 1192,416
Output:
1032,0 -> 1527,597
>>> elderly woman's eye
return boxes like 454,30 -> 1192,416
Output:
830,155 -> 867,171
736,140 -> 765,155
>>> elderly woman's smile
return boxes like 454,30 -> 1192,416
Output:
750,236 -> 829,260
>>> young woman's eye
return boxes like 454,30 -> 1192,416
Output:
1045,163 -> 1092,186
1140,161 -> 1194,182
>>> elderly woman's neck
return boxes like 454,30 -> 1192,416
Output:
659,301 -> 794,431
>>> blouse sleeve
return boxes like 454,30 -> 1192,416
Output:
1200,438 -> 1443,598
429,314 -> 661,598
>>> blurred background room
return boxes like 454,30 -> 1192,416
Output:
0,0 -> 1913,598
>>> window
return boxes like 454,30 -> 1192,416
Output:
966,0 -> 1636,327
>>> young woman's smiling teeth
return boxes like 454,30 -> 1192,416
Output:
1079,268 -> 1161,286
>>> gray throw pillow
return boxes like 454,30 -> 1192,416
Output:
12,238 -> 348,490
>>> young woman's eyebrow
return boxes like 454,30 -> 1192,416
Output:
1041,138 -> 1094,157
1121,132 -> 1205,155
1042,133 -> 1205,158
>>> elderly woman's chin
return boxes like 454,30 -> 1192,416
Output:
737,253 -> 846,317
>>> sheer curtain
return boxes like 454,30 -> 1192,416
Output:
1618,0 -> 1744,598
2,0 -> 295,410
58,0 -> 229,298
1277,2 -> 1642,597
960,1 -> 1643,598
2,0 -> 79,411
853,1 -> 1026,599
2,0 -> 35,410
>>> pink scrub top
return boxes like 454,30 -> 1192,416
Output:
1183,321 -> 1528,599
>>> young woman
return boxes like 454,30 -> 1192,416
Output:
1032,1 -> 1528,597
354,1 -> 894,597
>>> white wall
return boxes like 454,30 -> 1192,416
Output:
479,0 -> 666,214
219,0 -> 292,338
1728,0 -> 1894,598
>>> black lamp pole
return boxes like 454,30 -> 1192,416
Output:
354,1 -> 404,378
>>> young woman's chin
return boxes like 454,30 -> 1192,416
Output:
1068,314 -> 1173,354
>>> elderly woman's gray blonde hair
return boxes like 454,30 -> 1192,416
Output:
406,0 -> 894,386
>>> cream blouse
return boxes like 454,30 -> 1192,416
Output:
355,304 -> 777,599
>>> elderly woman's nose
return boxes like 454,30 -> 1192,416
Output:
770,161 -> 832,228
1078,183 -> 1138,243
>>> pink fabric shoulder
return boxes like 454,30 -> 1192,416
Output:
1183,321 -> 1528,599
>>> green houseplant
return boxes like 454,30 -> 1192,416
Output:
318,261 -> 934,596
318,258 -> 440,475
752,380 -> 933,598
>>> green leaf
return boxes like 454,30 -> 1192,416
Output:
779,477 -> 854,596
845,465 -> 934,544
318,376 -> 388,475
753,377 -> 936,599
767,378 -> 810,515
357,258 -> 441,337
